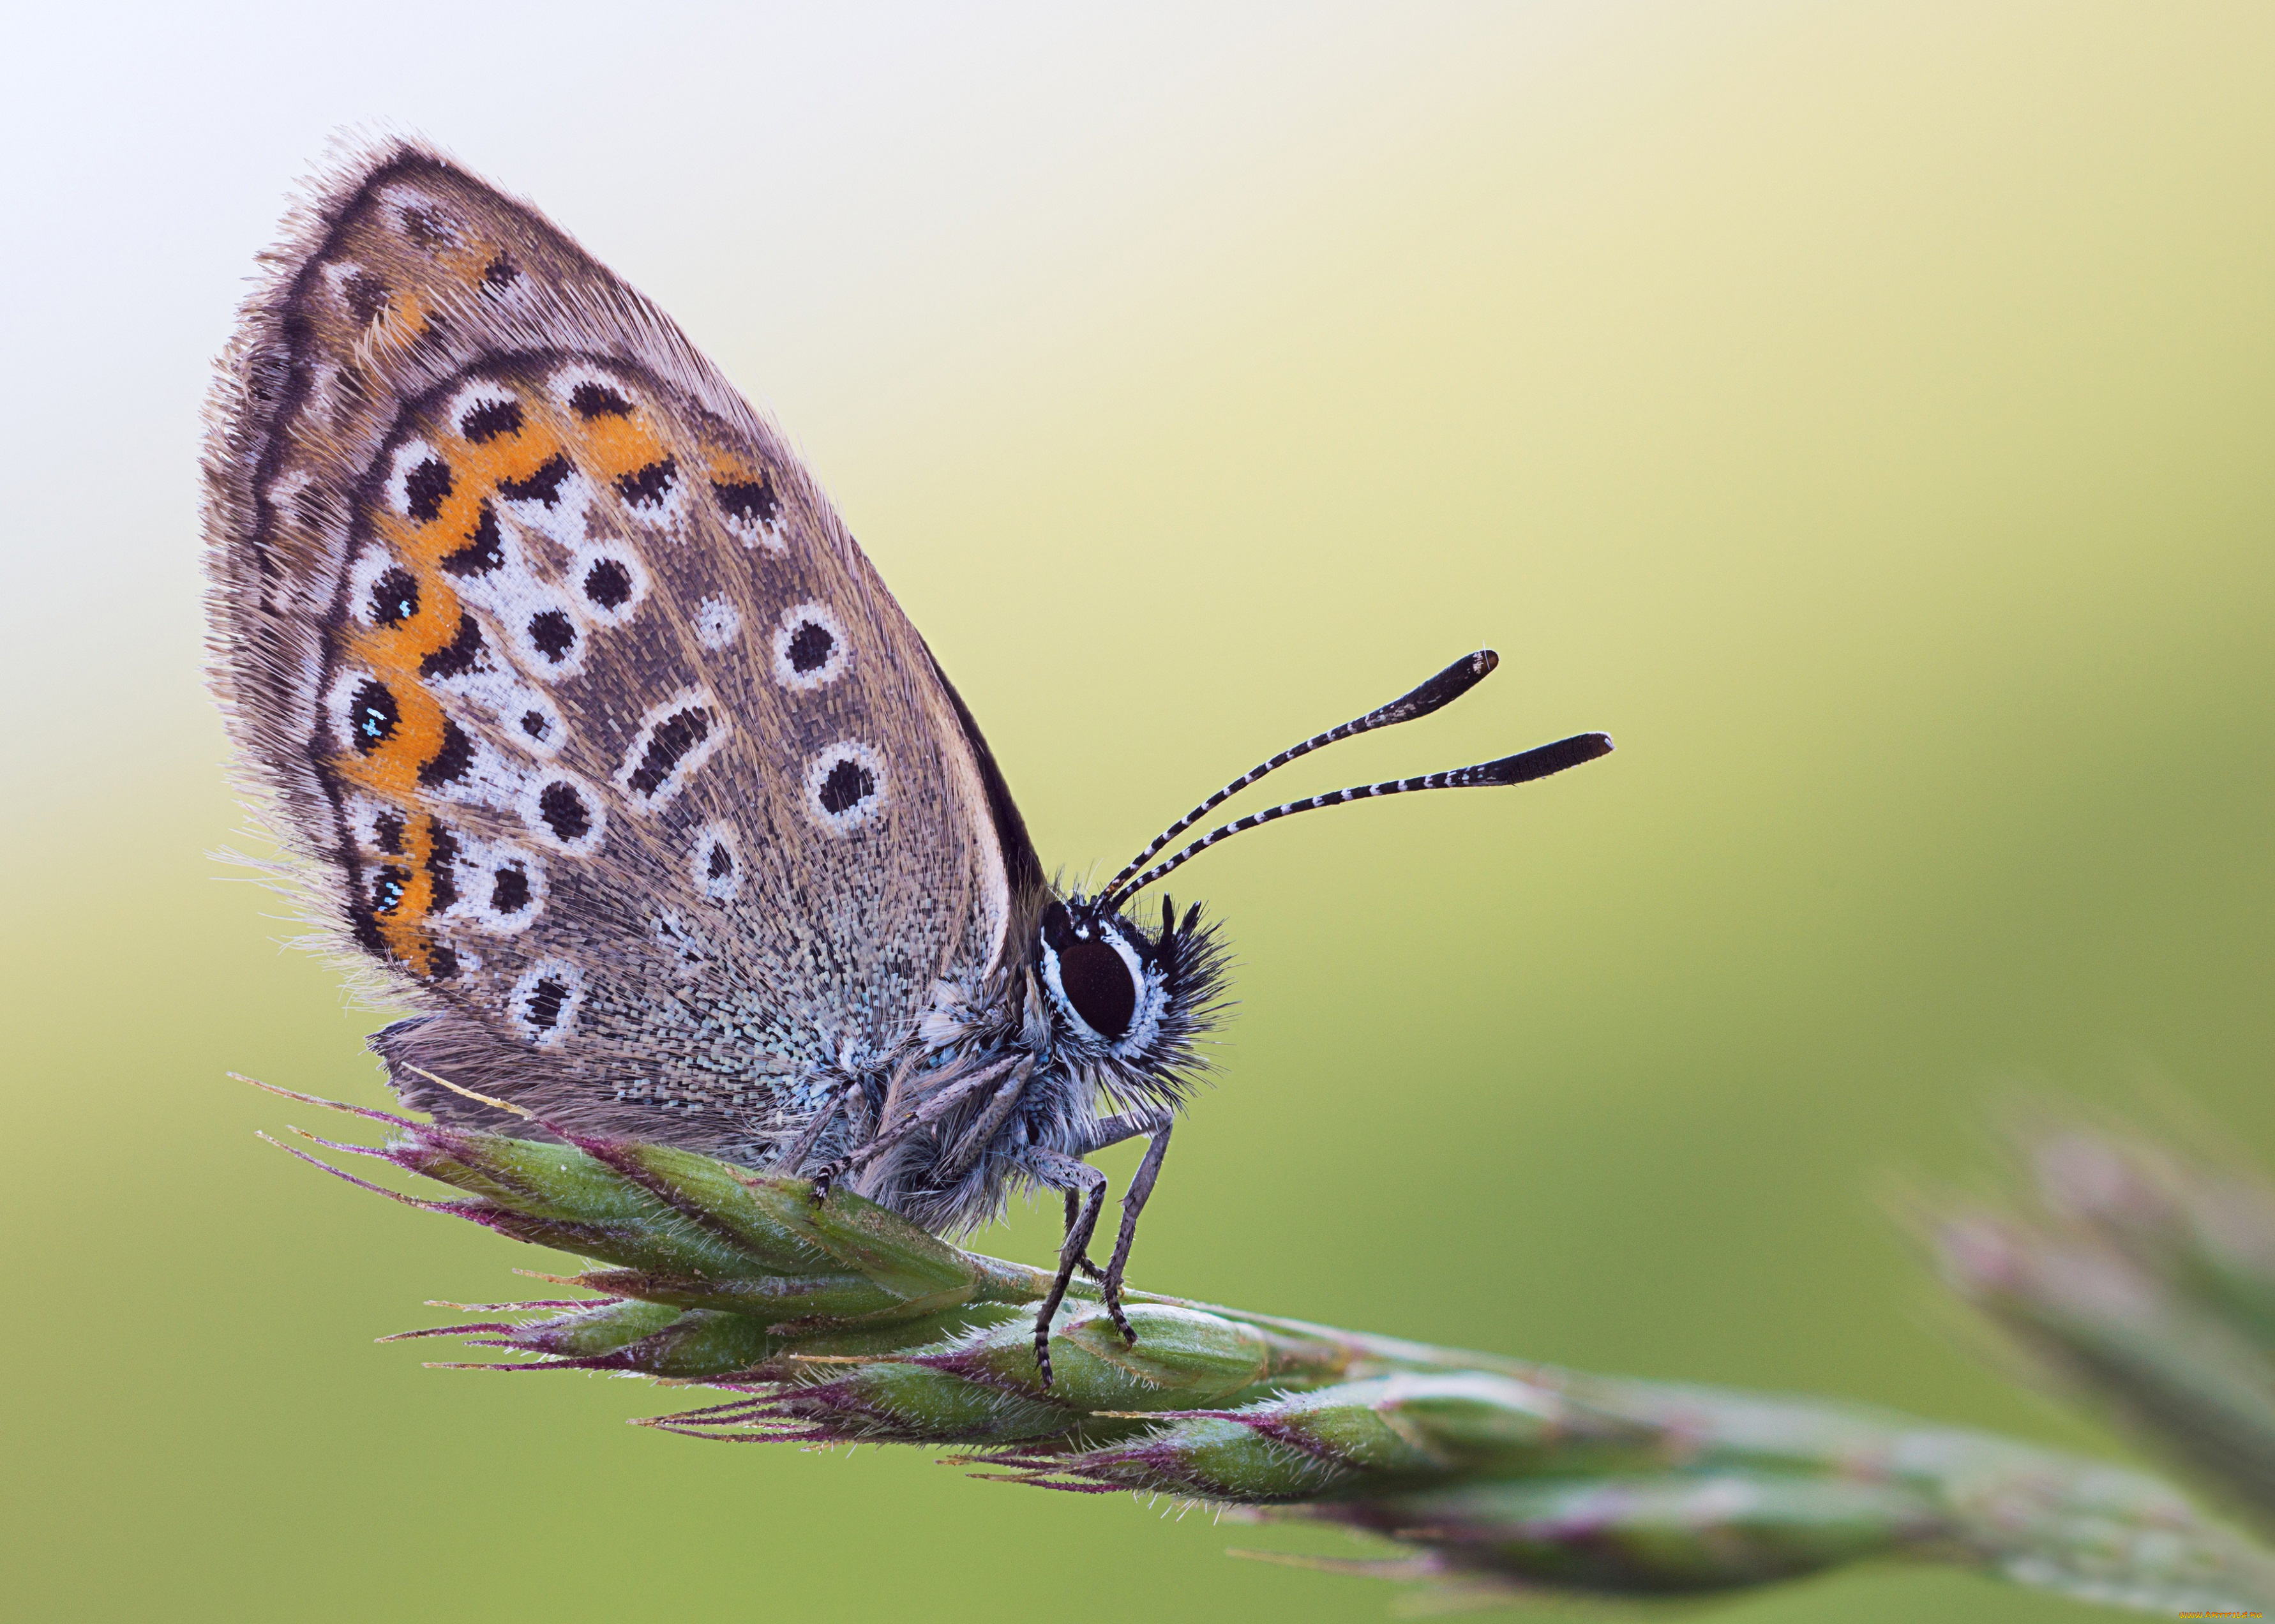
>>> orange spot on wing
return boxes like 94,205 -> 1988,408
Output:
703,446 -> 762,483
376,813 -> 444,973
573,410 -> 668,481
364,235 -> 496,361
331,385 -> 575,977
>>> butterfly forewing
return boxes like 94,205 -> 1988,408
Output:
205,142 -> 1017,1148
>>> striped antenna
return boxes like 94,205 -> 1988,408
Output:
1096,650 -> 1503,906
1098,731 -> 1613,911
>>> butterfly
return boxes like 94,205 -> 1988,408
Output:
203,137 -> 1611,1382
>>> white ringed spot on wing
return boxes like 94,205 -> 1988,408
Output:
518,770 -> 607,855
384,437 -> 452,523
690,821 -> 743,901
444,380 -> 525,447
510,958 -> 585,1046
571,541 -> 649,628
376,187 -> 464,255
613,688 -> 727,815
500,686 -> 567,760
323,664 -> 398,758
804,741 -> 887,835
548,364 -> 685,523
692,595 -> 740,650
506,589 -> 590,680
437,829 -> 546,935
712,468 -> 785,553
322,260 -> 390,328
770,601 -> 850,691
546,363 -> 638,422
343,795 -> 409,861
346,545 -> 419,631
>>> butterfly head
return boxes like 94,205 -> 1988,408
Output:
1034,891 -> 1227,1102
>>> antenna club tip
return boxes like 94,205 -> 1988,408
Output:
1475,649 -> 1499,673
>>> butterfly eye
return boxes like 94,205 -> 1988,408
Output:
1057,936 -> 1137,1040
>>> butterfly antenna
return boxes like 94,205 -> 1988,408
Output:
1099,731 -> 1612,908
1097,650 -> 1505,905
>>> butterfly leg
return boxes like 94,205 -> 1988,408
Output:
1061,1192 -> 1129,1344
1069,1113 -> 1174,1344
783,1080 -> 859,1191
807,1057 -> 1017,1203
1023,1148 -> 1108,1389
1097,1124 -> 1171,1346
1066,1190 -> 1108,1281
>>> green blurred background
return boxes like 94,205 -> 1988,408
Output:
4,4 -> 2271,1619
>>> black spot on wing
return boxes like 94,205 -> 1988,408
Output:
583,558 -> 633,610
460,398 -> 524,444
404,456 -> 453,523
539,781 -> 591,843
519,709 -> 550,742
714,475 -> 777,526
787,619 -> 834,673
426,823 -> 460,912
419,612 -> 484,680
614,456 -> 675,509
417,718 -> 474,788
818,756 -> 874,815
370,566 -> 418,626
349,679 -> 399,753
525,976 -> 570,1032
499,454 -> 571,506
440,502 -> 504,577
490,864 -> 530,914
569,381 -> 633,418
481,253 -> 519,293
627,708 -> 712,798
528,610 -> 576,663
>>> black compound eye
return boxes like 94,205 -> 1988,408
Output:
1057,936 -> 1136,1040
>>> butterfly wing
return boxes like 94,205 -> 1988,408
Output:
204,139 -> 1041,1152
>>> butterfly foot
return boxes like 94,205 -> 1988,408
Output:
1101,1273 -> 1136,1344
1032,1316 -> 1056,1390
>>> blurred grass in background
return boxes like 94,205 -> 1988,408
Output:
2,3 -> 2269,1620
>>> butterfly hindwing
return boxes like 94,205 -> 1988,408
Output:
204,139 -> 1022,1148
